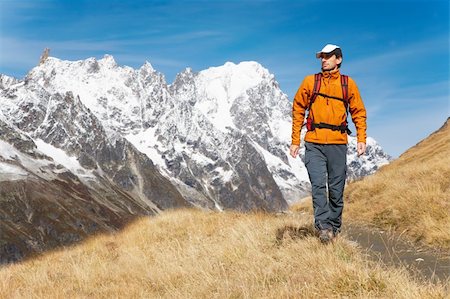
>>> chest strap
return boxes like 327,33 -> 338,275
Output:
305,73 -> 351,134
310,122 -> 352,135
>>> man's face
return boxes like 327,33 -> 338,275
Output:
320,53 -> 342,71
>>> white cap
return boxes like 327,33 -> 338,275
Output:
316,44 -> 340,58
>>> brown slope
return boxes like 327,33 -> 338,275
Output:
0,171 -> 157,265
344,118 -> 450,249
0,209 -> 446,298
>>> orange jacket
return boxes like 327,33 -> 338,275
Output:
291,69 -> 367,145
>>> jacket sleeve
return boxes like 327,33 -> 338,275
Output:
291,76 -> 311,145
348,77 -> 367,143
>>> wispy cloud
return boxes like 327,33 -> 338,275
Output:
0,37 -> 47,73
346,35 -> 448,76
0,29 -> 227,77
1,0 -> 447,158
368,99 -> 448,157
116,53 -> 185,70
160,30 -> 227,44
0,36 -> 123,74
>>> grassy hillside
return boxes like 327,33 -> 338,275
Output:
0,208 -> 445,298
344,118 -> 450,249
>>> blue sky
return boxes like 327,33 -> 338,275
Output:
0,0 -> 448,157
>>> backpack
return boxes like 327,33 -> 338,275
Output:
305,73 -> 352,134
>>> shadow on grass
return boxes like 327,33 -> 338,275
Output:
275,224 -> 317,245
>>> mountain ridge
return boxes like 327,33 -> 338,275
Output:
0,54 -> 391,263
2,54 -> 391,206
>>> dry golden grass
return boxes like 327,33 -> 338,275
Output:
345,119 -> 450,249
0,208 -> 446,299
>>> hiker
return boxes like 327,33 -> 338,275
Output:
290,44 -> 367,243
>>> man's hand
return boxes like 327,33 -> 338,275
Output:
290,144 -> 300,158
357,142 -> 366,156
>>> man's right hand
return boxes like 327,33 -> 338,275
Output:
290,144 -> 300,158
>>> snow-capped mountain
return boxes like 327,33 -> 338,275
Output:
0,74 -> 19,90
0,113 -> 189,263
1,55 -> 390,211
0,54 -> 391,263
347,136 -> 390,179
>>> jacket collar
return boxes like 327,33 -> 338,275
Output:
322,68 -> 340,79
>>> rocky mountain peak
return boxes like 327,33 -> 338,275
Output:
140,61 -> 155,73
1,55 -> 391,209
0,74 -> 19,90
0,55 -> 393,263
99,54 -> 117,68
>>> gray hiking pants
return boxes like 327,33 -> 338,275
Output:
304,142 -> 347,233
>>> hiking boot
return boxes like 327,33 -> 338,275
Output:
319,228 -> 334,244
329,230 -> 339,243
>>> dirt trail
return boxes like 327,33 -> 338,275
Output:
344,224 -> 449,283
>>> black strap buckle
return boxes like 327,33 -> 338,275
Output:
312,122 -> 351,134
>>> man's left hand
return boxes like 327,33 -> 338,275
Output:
357,142 -> 366,156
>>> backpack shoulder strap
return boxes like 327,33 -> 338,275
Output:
313,73 -> 322,94
308,73 -> 322,109
340,74 -> 349,107
340,75 -> 348,97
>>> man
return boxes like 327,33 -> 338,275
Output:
290,44 -> 367,243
